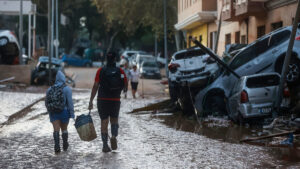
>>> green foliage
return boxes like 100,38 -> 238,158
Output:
93,0 -> 177,39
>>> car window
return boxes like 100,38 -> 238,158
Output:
246,75 -> 280,88
143,62 -> 158,67
174,49 -> 205,60
229,30 -> 291,70
127,53 -> 135,57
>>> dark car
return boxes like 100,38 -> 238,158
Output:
140,61 -> 161,79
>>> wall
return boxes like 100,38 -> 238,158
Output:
187,24 -> 208,47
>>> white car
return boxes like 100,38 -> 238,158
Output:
120,50 -> 146,67
0,30 -> 20,64
168,47 -> 219,115
135,54 -> 156,70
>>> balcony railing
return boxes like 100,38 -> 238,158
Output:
235,0 -> 266,18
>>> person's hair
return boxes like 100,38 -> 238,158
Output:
106,51 -> 117,64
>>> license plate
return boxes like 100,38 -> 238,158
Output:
259,107 -> 272,113
147,73 -> 154,75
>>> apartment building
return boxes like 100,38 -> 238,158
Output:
175,0 -> 218,51
219,0 -> 298,54
175,0 -> 298,55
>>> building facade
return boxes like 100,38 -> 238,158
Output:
175,0 -> 298,55
175,0 -> 218,50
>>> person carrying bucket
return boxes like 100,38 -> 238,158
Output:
88,51 -> 127,152
45,71 -> 75,154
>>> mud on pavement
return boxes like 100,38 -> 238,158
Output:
0,91 -> 300,168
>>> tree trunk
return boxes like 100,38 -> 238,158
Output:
107,31 -> 119,53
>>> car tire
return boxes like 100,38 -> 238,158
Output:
178,87 -> 195,116
275,56 -> 300,86
204,94 -> 227,116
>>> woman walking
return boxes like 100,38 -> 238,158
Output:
45,71 -> 75,153
130,65 -> 139,99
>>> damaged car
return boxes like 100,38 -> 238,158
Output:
0,30 -> 20,64
227,73 -> 284,124
194,25 -> 300,117
31,56 -> 75,87
168,47 -> 219,115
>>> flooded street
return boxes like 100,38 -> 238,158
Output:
0,91 -> 299,168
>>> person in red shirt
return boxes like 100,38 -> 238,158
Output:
88,52 -> 127,153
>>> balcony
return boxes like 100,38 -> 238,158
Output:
222,0 -> 239,21
235,0 -> 266,19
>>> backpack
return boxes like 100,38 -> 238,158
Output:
46,85 -> 66,113
99,66 -> 125,93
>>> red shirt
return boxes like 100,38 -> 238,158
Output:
95,67 -> 127,101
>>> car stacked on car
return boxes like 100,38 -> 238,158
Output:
168,47 -> 219,115
168,25 -> 299,121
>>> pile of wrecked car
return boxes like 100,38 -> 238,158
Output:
168,25 -> 300,124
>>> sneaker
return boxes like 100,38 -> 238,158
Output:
102,144 -> 111,153
110,137 -> 118,150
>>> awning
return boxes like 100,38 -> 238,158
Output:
175,11 -> 217,31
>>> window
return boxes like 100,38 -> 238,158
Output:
229,30 -> 291,70
225,33 -> 231,46
235,31 -> 240,43
271,21 -> 283,31
246,75 -> 280,88
174,49 -> 205,60
241,35 -> 246,44
257,25 -> 265,38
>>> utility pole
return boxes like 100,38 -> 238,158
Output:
155,35 -> 158,57
55,0 -> 59,58
28,12 -> 31,59
48,0 -> 52,85
164,0 -> 168,78
32,4 -> 36,58
19,0 -> 24,65
275,0 -> 300,113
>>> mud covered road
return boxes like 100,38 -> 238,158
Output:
1,90 -> 300,168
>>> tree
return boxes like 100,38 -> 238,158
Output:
93,0 -> 177,51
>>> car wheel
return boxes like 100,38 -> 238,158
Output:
276,56 -> 300,85
204,95 -> 227,116
168,81 -> 179,102
178,87 -> 195,116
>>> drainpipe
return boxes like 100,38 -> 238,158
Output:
246,18 -> 249,44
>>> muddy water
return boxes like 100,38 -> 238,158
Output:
1,91 -> 300,168
149,112 -> 300,165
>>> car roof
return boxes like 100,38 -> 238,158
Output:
241,72 -> 280,81
39,56 -> 62,65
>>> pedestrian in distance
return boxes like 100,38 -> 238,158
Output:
122,62 -> 130,99
88,51 -> 128,153
45,71 -> 75,154
130,65 -> 139,99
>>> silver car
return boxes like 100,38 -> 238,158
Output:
227,73 -> 280,124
